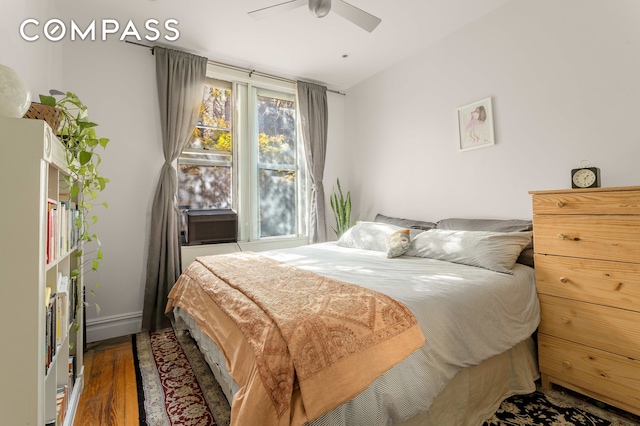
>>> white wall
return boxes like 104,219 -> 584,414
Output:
323,92 -> 348,240
341,0 -> 640,224
58,39 -> 164,341
1,0 -> 62,103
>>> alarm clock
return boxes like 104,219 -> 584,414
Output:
571,162 -> 601,189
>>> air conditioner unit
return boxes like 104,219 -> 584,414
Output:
185,209 -> 238,245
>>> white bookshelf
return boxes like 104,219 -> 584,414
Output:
0,117 -> 84,425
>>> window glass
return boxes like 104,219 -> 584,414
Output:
256,92 -> 298,238
178,79 -> 232,210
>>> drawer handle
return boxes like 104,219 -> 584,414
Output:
556,202 -> 565,208
562,361 -> 572,369
561,316 -> 572,324
559,277 -> 568,283
557,233 -> 580,241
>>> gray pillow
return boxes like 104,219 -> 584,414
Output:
436,218 -> 534,267
407,229 -> 533,274
435,218 -> 532,233
374,213 -> 436,231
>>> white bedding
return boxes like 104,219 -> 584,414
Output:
175,242 -> 540,425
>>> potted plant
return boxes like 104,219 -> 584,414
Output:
40,90 -> 109,307
330,178 -> 359,238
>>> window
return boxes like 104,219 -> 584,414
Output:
178,79 -> 233,210
255,89 -> 299,238
178,72 -> 307,244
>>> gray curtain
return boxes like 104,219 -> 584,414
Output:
142,47 -> 207,331
297,81 -> 328,243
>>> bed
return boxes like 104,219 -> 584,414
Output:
166,217 -> 541,426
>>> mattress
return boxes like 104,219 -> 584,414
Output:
170,242 -> 540,425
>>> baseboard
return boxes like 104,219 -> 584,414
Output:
86,311 -> 142,343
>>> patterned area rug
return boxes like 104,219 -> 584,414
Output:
134,327 -> 638,426
483,391 -> 635,426
133,328 -> 231,426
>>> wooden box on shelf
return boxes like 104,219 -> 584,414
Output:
0,117 -> 84,426
529,186 -> 640,416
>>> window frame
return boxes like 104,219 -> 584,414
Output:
178,64 -> 309,244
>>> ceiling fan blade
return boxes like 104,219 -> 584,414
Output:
332,0 -> 381,32
248,0 -> 307,20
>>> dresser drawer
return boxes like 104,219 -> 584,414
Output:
531,189 -> 640,215
534,254 -> 640,311
533,215 -> 640,263
538,334 -> 640,412
538,294 -> 640,358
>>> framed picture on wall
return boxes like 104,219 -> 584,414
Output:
457,97 -> 495,152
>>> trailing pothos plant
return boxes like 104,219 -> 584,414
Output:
40,90 -> 110,312
330,178 -> 359,238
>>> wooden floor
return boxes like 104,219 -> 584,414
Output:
74,336 -> 139,426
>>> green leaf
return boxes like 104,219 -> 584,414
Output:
91,260 -> 99,271
91,215 -> 98,224
70,185 -> 80,198
79,151 -> 91,165
39,95 -> 57,106
102,201 -> 109,208
330,178 -> 358,237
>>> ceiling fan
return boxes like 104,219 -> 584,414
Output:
248,0 -> 382,33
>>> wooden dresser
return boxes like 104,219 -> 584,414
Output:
529,186 -> 640,416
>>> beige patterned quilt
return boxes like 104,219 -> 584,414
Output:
166,252 -> 425,426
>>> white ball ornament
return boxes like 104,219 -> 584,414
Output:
0,64 -> 32,118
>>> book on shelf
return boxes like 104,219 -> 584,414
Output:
68,355 -> 76,389
45,289 -> 56,374
56,384 -> 69,425
59,198 -> 79,250
46,197 -> 80,264
68,276 -> 78,326
56,273 -> 70,344
47,200 -> 57,264
45,277 -> 73,374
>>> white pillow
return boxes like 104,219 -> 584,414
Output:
407,229 -> 532,274
337,221 -> 404,252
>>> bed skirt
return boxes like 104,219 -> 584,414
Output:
398,334 -> 539,425
172,307 -> 539,426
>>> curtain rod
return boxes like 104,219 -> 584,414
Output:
125,40 -> 345,96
